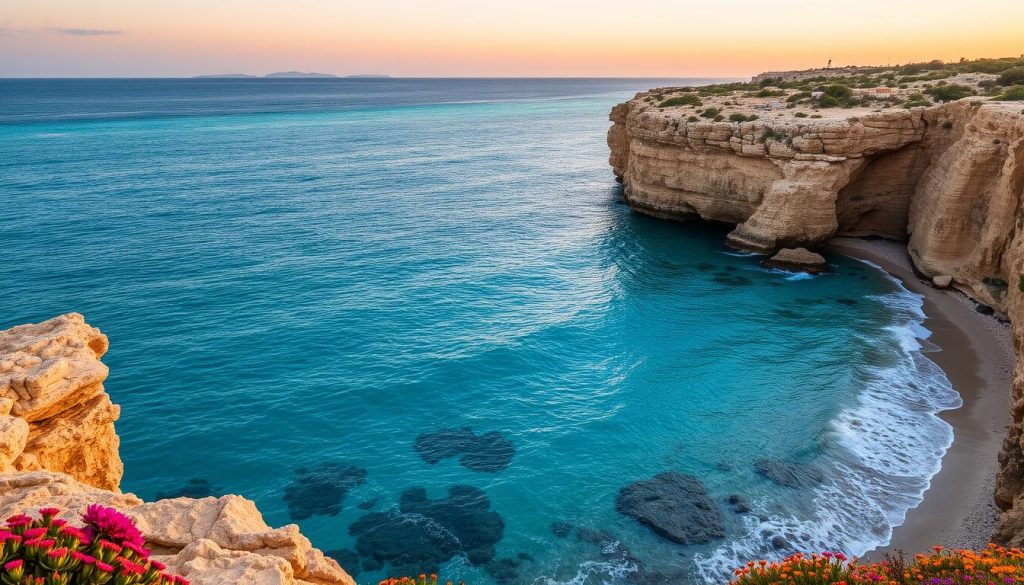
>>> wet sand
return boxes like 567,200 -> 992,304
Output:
828,237 -> 1014,555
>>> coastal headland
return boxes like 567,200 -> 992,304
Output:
608,57 -> 1024,546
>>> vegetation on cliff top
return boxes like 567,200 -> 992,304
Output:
0,506 -> 189,585
730,545 -> 1024,585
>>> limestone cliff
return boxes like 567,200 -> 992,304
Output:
609,93 -> 1024,542
0,314 -> 355,585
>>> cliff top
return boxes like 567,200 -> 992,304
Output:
634,56 -> 1024,124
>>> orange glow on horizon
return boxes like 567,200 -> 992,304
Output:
2,0 -> 1022,77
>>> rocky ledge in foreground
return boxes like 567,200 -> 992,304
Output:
0,314 -> 355,585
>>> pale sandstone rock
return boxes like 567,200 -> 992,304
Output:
933,275 -> 953,288
762,248 -> 828,274
0,313 -> 122,489
0,471 -> 354,585
0,313 -> 109,421
0,315 -> 354,584
0,415 -> 29,468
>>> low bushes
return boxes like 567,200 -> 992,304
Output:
0,506 -> 188,584
997,67 -> 1024,87
925,84 -> 975,102
659,95 -> 702,107
730,545 -> 1024,585
994,86 -> 1024,101
729,113 -> 759,122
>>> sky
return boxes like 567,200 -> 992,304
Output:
2,0 -> 1022,78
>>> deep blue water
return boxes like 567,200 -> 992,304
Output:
0,79 -> 960,584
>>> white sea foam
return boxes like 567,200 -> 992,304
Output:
692,259 -> 961,582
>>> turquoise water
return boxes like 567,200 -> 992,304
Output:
0,79 -> 960,584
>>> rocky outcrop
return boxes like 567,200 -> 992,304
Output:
0,313 -> 122,489
610,93 -> 1024,543
0,315 -> 355,585
762,248 -> 828,273
615,472 -> 725,544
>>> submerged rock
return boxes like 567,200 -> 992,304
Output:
754,459 -> 824,487
414,427 -> 515,472
349,485 -> 505,575
762,248 -> 828,274
156,478 -> 223,500
550,520 -> 573,538
283,462 -> 367,520
615,472 -> 725,544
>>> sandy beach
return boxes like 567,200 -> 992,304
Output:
828,237 -> 1014,555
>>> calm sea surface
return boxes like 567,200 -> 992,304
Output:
0,79 -> 960,584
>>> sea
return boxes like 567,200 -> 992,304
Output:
0,78 -> 962,584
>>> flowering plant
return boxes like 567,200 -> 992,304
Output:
730,545 -> 1024,585
379,573 -> 464,585
0,506 -> 188,585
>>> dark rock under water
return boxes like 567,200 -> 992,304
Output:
414,427 -> 515,472
283,462 -> 367,520
615,472 -> 726,544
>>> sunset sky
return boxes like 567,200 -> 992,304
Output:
3,0 -> 1022,77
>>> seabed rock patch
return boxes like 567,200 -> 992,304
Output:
414,427 -> 515,472
283,462 -> 367,520
154,477 -> 223,500
754,458 -> 825,487
349,485 -> 505,575
615,472 -> 726,544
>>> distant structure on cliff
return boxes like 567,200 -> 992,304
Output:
751,65 -> 878,84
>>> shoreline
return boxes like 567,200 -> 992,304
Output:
827,237 -> 1013,555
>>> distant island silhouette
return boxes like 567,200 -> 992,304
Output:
193,72 -> 391,79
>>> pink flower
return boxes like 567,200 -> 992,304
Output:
95,561 -> 115,572
150,559 -> 167,570
38,507 -> 59,518
124,540 -> 151,558
98,539 -> 123,553
81,505 -> 144,548
5,514 -> 33,527
71,551 -> 96,564
23,527 -> 47,539
4,559 -> 23,570
46,547 -> 70,559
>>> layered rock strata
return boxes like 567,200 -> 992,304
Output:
0,314 -> 355,585
609,94 -> 1024,542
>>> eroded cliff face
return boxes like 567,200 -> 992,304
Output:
0,314 -> 355,585
610,95 -> 1024,543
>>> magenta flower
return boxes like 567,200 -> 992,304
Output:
81,505 -> 144,548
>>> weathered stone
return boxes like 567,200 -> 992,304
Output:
762,248 -> 828,274
0,415 -> 29,468
933,275 -> 954,288
615,472 -> 726,544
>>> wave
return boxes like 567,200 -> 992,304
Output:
692,259 -> 961,581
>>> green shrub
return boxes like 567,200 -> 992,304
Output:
817,95 -> 840,108
995,86 -> 1024,101
810,114 -> 823,118
687,115 -> 699,122
713,114 -> 725,121
759,128 -> 786,143
728,113 -> 759,122
787,91 -> 811,103
794,112 -> 809,118
997,67 -> 1024,86
750,88 -> 786,97
925,84 -> 975,102
902,99 -> 932,108
658,95 -> 702,107
823,84 -> 853,99
700,107 -> 721,119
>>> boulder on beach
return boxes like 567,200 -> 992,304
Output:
762,248 -> 828,274
615,472 -> 726,544
932,275 -> 953,288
